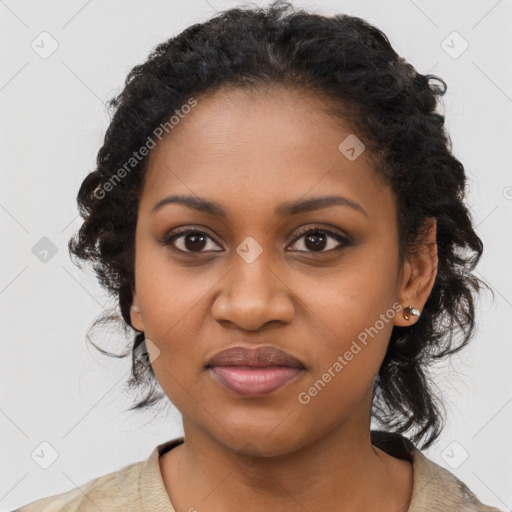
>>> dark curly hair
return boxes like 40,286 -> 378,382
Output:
68,0 -> 492,449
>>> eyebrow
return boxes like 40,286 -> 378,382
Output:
151,194 -> 368,218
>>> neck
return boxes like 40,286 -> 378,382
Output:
159,391 -> 413,511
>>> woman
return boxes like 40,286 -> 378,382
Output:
15,1 -> 503,510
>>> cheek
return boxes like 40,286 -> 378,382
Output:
290,298 -> 396,440
138,272 -> 211,362
297,243 -> 400,396
134,233 -> 211,336
300,285 -> 395,401
133,242 -> 212,390
306,241 -> 399,338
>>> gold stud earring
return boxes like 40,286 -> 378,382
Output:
403,305 -> 421,321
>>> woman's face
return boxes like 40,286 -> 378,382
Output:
130,88 -> 424,456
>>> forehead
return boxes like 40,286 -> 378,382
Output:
140,87 -> 395,222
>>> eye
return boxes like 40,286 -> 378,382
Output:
161,229 -> 223,253
160,225 -> 352,255
287,226 -> 351,253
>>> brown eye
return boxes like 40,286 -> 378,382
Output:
288,227 -> 351,253
162,229 -> 223,253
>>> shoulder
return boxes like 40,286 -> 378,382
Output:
410,448 -> 504,511
370,430 -> 504,512
13,459 -> 146,512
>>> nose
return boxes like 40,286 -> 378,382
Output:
211,254 -> 295,331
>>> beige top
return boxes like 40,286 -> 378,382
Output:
14,431 -> 503,511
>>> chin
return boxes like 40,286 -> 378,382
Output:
208,422 -> 312,459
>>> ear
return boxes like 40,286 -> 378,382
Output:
394,218 -> 438,327
130,289 -> 145,332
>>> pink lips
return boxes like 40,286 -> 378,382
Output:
209,366 -> 303,397
206,345 -> 305,397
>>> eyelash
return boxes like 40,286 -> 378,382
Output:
160,225 -> 352,255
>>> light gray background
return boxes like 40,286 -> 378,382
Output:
1,0 -> 511,510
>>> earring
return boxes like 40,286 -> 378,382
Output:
131,305 -> 140,312
403,305 -> 420,321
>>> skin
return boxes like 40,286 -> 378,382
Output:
130,86 -> 438,512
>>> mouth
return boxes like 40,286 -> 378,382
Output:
205,345 -> 305,397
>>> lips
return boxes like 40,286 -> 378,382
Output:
206,345 -> 305,369
206,345 -> 305,397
